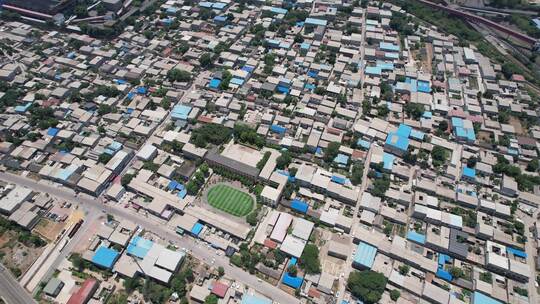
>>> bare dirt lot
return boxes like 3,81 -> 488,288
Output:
0,230 -> 46,278
34,218 -> 67,241
508,116 -> 525,135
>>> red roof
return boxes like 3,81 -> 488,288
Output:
351,149 -> 366,161
211,281 -> 229,298
198,115 -> 214,124
308,287 -> 321,298
67,278 -> 98,304
326,127 -> 341,136
264,238 -> 278,249
512,74 -> 525,82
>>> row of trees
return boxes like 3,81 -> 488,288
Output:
191,124 -> 232,148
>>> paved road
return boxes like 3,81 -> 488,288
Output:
0,264 -> 36,304
0,172 -> 300,304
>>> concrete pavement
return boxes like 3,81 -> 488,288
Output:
0,264 -> 36,304
0,171 -> 301,304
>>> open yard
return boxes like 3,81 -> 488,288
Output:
207,184 -> 254,217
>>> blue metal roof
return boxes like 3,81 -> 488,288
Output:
137,87 -> 147,94
209,78 -> 221,89
473,291 -> 503,304
15,102 -> 32,113
331,175 -> 346,185
357,139 -> 371,150
277,85 -> 290,94
47,128 -> 59,137
397,124 -> 412,138
410,129 -> 425,141
56,164 -> 78,181
241,294 -> 272,304
171,104 -> 192,120
353,242 -> 377,269
270,7 -> 288,14
452,117 -> 464,128
407,230 -> 426,244
333,153 -> 349,165
417,80 -> 431,93
507,247 -> 527,258
191,222 -> 204,236
376,61 -> 394,71
270,124 -> 286,134
463,167 -> 476,179
466,128 -> 476,141
379,42 -> 399,52
455,127 -> 467,138
385,133 -> 409,151
291,199 -> 308,214
282,272 -> 303,289
231,78 -> 245,85
127,236 -> 154,258
242,65 -> 254,73
365,66 -> 382,76
92,246 -> 119,269
213,15 -> 227,22
212,2 -> 226,9
304,17 -> 327,26
383,153 -> 395,171
436,268 -> 453,281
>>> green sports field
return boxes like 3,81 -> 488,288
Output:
207,184 -> 254,217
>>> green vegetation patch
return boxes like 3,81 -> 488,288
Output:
207,185 -> 254,217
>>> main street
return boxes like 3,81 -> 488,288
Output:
0,264 -> 36,304
0,171 -> 301,304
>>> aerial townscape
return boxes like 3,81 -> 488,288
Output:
1,0 -> 540,304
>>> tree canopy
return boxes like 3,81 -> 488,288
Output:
347,270 -> 387,304
299,244 -> 321,274
324,142 -> 341,163
167,69 -> 191,82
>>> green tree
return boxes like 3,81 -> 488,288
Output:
347,270 -> 387,304
431,146 -> 448,167
526,159 -> 539,172
218,266 -> 225,277
121,174 -> 134,187
299,244 -> 321,274
199,53 -> 213,67
324,142 -> 341,163
467,156 -> 477,168
449,266 -> 464,279
390,289 -> 401,301
351,162 -> 364,185
167,69 -> 191,82
98,153 -> 112,164
288,265 -> 298,276
123,277 -> 140,292
276,151 -> 292,169
404,103 -> 424,119
204,294 -> 218,304
438,120 -> 448,132
398,264 -> 409,275
160,97 -> 171,109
